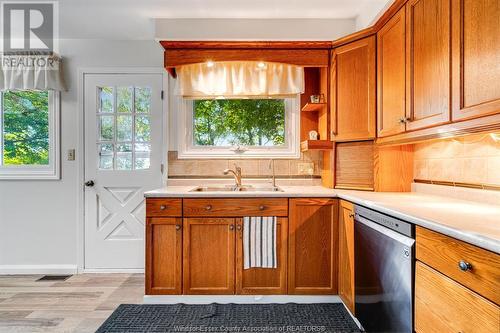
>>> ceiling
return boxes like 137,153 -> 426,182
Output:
58,0 -> 392,39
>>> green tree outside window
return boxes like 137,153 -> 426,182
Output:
2,91 -> 49,165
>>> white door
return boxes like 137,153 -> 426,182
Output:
84,73 -> 164,270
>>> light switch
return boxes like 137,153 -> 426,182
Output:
67,149 -> 75,161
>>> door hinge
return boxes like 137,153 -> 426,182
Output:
160,90 -> 164,100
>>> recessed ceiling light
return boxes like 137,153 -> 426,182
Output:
206,61 -> 214,67
257,62 -> 266,68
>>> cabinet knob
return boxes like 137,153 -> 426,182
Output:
229,224 -> 235,231
458,260 -> 472,272
236,225 -> 242,231
349,213 -> 355,218
84,180 -> 95,187
259,205 -> 265,211
160,205 -> 167,210
205,205 -> 212,211
175,224 -> 181,231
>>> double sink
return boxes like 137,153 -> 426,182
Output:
190,184 -> 283,192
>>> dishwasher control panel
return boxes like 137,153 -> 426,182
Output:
354,205 -> 413,237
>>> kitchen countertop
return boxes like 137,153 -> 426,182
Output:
145,185 -> 500,254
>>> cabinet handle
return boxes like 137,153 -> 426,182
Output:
229,224 -> 235,231
349,213 -> 355,218
259,205 -> 265,211
160,205 -> 167,210
458,260 -> 472,272
175,224 -> 181,231
205,205 -> 212,211
398,117 -> 406,124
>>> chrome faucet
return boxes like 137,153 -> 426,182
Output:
223,164 -> 242,188
270,159 -> 276,188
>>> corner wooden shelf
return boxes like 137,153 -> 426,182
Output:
301,102 -> 327,112
300,140 -> 333,152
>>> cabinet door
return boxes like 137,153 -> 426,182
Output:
415,262 -> 500,333
451,0 -> 500,121
236,218 -> 288,295
338,200 -> 355,313
377,7 -> 407,137
331,36 -> 376,141
145,218 -> 182,295
288,198 -> 338,294
183,218 -> 235,294
405,0 -> 451,130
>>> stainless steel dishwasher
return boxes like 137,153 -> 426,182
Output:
354,205 -> 415,333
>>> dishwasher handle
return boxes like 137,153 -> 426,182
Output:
355,214 -> 415,248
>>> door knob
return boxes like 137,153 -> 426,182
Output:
84,180 -> 95,187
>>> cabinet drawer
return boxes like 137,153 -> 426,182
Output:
146,199 -> 182,217
415,262 -> 500,333
183,198 -> 288,217
416,226 -> 500,304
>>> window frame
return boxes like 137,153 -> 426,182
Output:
0,91 -> 60,180
177,96 -> 301,159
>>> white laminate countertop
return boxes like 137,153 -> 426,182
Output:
144,185 -> 500,254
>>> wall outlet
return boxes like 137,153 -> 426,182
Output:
67,149 -> 76,161
297,162 -> 314,175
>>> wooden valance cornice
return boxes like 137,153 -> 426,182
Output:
161,41 -> 332,73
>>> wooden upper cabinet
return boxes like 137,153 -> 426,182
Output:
405,0 -> 452,131
331,36 -> 376,141
377,7 -> 407,137
288,198 -> 338,294
145,217 -> 183,295
451,0 -> 500,121
183,218 -> 236,295
338,200 -> 355,314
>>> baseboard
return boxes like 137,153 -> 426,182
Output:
0,265 -> 78,275
144,295 -> 341,304
82,268 -> 144,273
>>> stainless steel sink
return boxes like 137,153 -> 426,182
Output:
189,185 -> 283,192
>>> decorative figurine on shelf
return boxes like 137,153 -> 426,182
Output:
310,94 -> 325,104
308,130 -> 319,140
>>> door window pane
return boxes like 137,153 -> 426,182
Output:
99,115 -> 114,141
98,87 -> 113,113
96,86 -> 152,170
117,115 -> 132,141
117,87 -> 132,113
135,87 -> 151,113
135,116 -> 150,142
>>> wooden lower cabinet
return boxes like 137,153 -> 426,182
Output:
288,198 -> 338,294
236,218 -> 288,295
145,217 -> 182,295
183,218 -> 236,295
338,200 -> 355,313
415,262 -> 500,333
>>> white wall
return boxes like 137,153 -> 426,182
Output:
0,40 -> 163,274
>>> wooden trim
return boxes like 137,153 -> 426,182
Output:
375,113 -> 500,146
374,145 -> 414,192
372,0 -> 409,31
300,140 -> 333,152
331,27 -> 375,48
164,49 -> 330,68
414,179 -> 500,192
160,41 -> 332,50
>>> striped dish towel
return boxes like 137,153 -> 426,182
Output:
243,216 -> 277,269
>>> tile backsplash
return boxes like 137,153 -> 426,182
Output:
414,133 -> 500,186
167,151 -> 323,178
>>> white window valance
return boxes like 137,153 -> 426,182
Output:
0,54 -> 66,91
174,61 -> 304,98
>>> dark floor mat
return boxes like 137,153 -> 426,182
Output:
96,303 -> 361,333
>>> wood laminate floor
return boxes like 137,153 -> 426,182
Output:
0,273 -> 144,333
